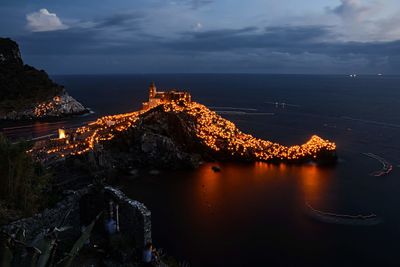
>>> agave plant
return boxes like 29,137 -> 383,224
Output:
0,234 -> 13,267
0,208 -> 102,267
57,212 -> 102,267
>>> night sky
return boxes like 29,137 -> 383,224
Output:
1,0 -> 400,74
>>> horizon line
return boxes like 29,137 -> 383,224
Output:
49,72 -> 397,76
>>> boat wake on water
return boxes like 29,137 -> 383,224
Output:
209,106 -> 274,116
305,202 -> 382,226
2,120 -> 93,141
3,121 -> 67,131
341,116 -> 400,129
215,111 -> 274,116
363,153 -> 393,176
209,106 -> 258,111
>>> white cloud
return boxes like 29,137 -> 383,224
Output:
192,22 -> 203,31
325,0 -> 400,42
26,9 -> 68,32
332,0 -> 374,22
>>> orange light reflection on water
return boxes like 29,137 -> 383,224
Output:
254,161 -> 271,174
298,163 -> 332,209
33,121 -> 51,135
192,162 -> 333,217
193,164 -> 221,213
32,121 -> 67,138
192,162 -> 276,219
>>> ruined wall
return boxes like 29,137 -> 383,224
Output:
104,186 -> 152,248
1,188 -> 90,242
1,186 -> 152,250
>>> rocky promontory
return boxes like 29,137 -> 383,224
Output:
97,103 -> 337,170
32,100 -> 337,170
0,37 -> 88,120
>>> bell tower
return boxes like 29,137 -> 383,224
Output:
149,82 -> 156,98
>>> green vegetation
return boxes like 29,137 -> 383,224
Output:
0,64 -> 63,112
0,211 -> 102,267
0,134 -> 51,223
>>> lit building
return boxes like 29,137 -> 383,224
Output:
58,128 -> 66,139
142,82 -> 191,110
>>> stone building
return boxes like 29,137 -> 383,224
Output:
142,82 -> 191,110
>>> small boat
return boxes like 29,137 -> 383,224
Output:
211,166 -> 221,172
305,202 -> 381,226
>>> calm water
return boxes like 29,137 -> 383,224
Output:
2,74 -> 400,266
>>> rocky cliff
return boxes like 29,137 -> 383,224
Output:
0,37 -> 88,120
97,108 -> 204,170
83,102 -> 337,170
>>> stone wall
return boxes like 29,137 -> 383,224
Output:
104,186 -> 152,249
1,188 -> 90,242
1,186 -> 152,250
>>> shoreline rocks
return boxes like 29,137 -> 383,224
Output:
0,91 -> 89,120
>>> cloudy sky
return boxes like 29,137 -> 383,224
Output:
1,0 -> 400,74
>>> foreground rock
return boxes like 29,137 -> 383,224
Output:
0,37 -> 89,120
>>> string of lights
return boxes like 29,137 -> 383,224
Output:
31,98 -> 336,163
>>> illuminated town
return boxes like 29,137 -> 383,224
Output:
34,96 -> 62,117
31,83 -> 336,163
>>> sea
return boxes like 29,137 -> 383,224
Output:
1,74 -> 400,266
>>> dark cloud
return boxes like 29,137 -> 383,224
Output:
175,0 -> 214,9
93,12 -> 144,29
264,26 -> 334,43
15,27 -> 162,56
15,12 -> 147,56
17,29 -> 99,55
13,23 -> 400,74
170,25 -> 334,52
167,25 -> 400,58
186,26 -> 258,39
17,23 -> 400,58
330,0 -> 373,21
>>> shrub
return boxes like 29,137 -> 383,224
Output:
0,134 -> 51,217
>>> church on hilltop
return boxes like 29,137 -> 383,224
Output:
142,82 -> 192,110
